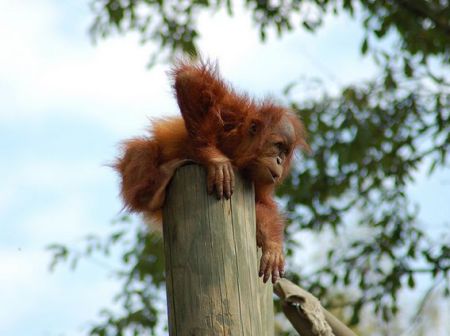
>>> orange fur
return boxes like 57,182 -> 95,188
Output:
114,60 -> 308,283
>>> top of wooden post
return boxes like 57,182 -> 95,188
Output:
162,164 -> 274,336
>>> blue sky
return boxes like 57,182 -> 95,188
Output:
0,1 -> 449,335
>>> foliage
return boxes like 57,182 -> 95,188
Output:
89,0 -> 450,63
50,0 -> 449,334
280,67 -> 449,323
49,216 -> 166,335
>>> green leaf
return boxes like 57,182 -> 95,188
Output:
361,36 -> 369,54
403,60 -> 413,78
407,274 -> 415,288
302,21 -> 313,31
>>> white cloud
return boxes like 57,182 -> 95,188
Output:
0,1 -> 376,135
0,1 -> 176,134
0,249 -> 120,335
1,158 -> 119,245
195,7 -> 376,97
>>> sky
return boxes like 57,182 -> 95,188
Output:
0,1 -> 449,335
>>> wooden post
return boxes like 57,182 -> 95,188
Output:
163,164 -> 274,335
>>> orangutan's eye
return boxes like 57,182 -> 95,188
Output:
249,122 -> 258,135
275,142 -> 287,154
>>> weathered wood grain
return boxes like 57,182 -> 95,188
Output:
163,164 -> 274,335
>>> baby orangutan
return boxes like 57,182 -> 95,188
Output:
115,61 -> 308,283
